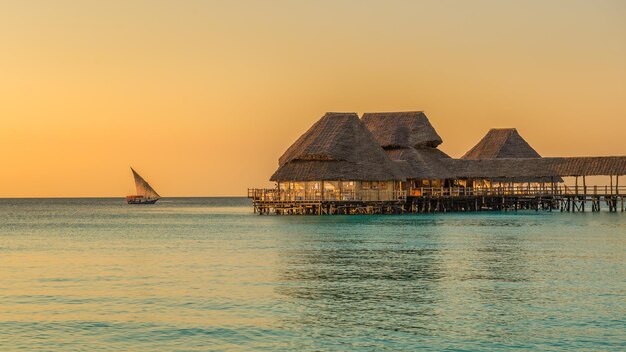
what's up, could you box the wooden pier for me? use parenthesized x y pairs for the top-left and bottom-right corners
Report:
(249, 186), (625, 215)
(249, 111), (626, 216)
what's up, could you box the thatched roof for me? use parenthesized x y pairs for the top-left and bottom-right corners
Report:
(462, 128), (541, 159)
(362, 111), (443, 148)
(442, 156), (626, 178)
(271, 113), (404, 181)
(385, 147), (454, 179)
(548, 157), (626, 176)
(360, 111), (451, 179)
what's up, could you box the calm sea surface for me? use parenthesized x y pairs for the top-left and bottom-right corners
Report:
(0, 197), (624, 351)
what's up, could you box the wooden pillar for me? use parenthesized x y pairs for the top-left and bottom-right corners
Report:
(339, 181), (343, 201)
(610, 175), (613, 195)
(575, 176), (578, 195)
(321, 180), (325, 201)
(617, 175), (620, 195)
(583, 175), (587, 195)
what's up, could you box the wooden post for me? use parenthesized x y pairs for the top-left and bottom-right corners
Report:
(610, 175), (613, 195)
(616, 175), (619, 195)
(583, 175), (586, 195)
(339, 181), (343, 201)
(575, 176), (578, 195)
(321, 180), (325, 201)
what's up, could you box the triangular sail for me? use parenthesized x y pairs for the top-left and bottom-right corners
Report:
(131, 167), (161, 198)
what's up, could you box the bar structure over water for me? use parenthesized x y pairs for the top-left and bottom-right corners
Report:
(249, 112), (626, 215)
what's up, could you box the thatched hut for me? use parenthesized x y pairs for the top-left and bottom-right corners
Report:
(250, 110), (626, 215)
(462, 128), (541, 159)
(461, 128), (560, 187)
(270, 112), (404, 201)
(362, 111), (453, 194)
(443, 156), (625, 194)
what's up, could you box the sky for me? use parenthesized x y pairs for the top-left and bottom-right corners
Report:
(0, 0), (625, 197)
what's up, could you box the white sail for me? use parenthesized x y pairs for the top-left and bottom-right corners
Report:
(131, 167), (161, 198)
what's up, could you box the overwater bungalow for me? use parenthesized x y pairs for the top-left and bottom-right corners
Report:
(261, 113), (405, 213)
(458, 128), (562, 191)
(249, 111), (626, 214)
(361, 111), (454, 196)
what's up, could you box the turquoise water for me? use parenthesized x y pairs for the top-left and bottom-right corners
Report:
(0, 198), (624, 351)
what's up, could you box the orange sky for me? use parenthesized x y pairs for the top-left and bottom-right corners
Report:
(1, 0), (625, 197)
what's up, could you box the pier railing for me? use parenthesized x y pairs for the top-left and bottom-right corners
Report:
(248, 185), (625, 202)
(247, 188), (407, 202)
(408, 185), (626, 197)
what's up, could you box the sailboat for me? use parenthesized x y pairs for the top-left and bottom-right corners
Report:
(126, 167), (161, 204)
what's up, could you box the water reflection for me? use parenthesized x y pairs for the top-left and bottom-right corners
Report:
(275, 233), (444, 343)
(1, 200), (623, 351)
(273, 215), (547, 348)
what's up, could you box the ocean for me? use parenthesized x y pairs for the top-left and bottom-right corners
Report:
(0, 197), (624, 351)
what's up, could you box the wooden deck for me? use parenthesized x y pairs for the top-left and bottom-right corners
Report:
(248, 186), (625, 215)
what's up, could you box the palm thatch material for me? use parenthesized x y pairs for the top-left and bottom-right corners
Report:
(385, 147), (454, 179)
(361, 111), (451, 179)
(548, 157), (626, 176)
(271, 113), (404, 181)
(462, 128), (541, 159)
(362, 111), (443, 148)
(442, 156), (626, 178)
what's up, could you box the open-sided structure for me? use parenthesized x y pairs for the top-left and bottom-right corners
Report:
(362, 111), (453, 194)
(269, 112), (404, 202)
(249, 111), (626, 214)
(460, 128), (561, 185)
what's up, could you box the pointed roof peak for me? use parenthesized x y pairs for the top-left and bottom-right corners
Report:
(271, 112), (402, 181)
(362, 111), (443, 148)
(462, 128), (541, 160)
(277, 112), (360, 166)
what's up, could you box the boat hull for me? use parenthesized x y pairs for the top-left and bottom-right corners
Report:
(126, 196), (159, 205)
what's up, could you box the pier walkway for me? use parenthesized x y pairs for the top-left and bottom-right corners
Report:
(248, 185), (626, 215)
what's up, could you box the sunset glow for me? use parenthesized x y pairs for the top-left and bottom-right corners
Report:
(1, 0), (624, 197)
